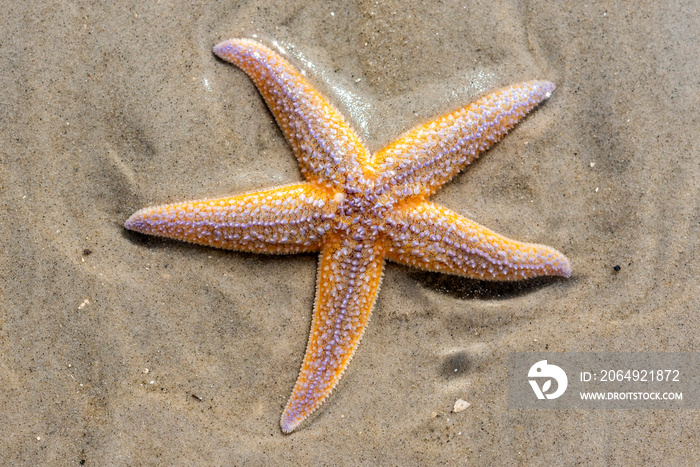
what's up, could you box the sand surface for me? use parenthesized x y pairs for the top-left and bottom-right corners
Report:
(1, 0), (698, 464)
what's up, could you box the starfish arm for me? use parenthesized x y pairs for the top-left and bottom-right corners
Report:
(213, 39), (369, 189)
(124, 183), (337, 254)
(373, 81), (555, 200)
(281, 234), (385, 433)
(385, 201), (571, 280)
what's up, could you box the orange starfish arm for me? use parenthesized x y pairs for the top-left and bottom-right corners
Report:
(372, 81), (555, 201)
(214, 39), (370, 190)
(280, 234), (385, 433)
(125, 183), (336, 254)
(385, 201), (571, 280)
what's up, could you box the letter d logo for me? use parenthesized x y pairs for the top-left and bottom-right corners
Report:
(528, 360), (568, 400)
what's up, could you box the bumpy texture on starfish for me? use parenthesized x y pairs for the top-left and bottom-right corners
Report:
(125, 38), (571, 433)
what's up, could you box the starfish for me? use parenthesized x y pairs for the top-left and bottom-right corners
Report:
(125, 38), (571, 433)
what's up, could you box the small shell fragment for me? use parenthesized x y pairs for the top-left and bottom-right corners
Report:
(453, 399), (471, 413)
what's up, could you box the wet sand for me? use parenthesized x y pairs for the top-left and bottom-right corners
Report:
(1, 1), (698, 464)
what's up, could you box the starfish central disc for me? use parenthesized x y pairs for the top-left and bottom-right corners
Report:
(125, 38), (571, 433)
